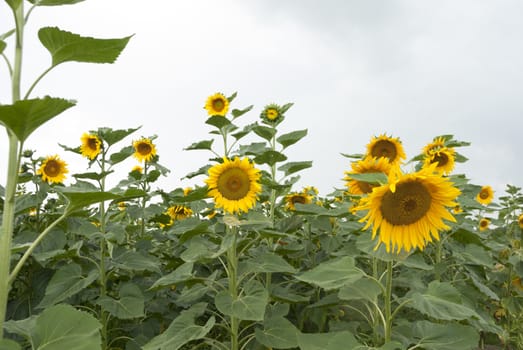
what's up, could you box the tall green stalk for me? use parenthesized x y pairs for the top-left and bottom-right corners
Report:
(0, 2), (25, 338)
(384, 261), (393, 343)
(226, 226), (239, 350)
(98, 150), (110, 350)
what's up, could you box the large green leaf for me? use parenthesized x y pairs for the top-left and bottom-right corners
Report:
(112, 250), (161, 273)
(0, 97), (75, 142)
(296, 256), (364, 290)
(0, 339), (21, 350)
(243, 252), (297, 274)
(338, 276), (382, 302)
(408, 281), (480, 321)
(396, 320), (479, 350)
(297, 331), (361, 350)
(96, 283), (144, 319)
(98, 126), (140, 146)
(252, 124), (276, 141)
(38, 27), (131, 66)
(215, 280), (268, 321)
(28, 0), (85, 5)
(149, 262), (195, 289)
(142, 303), (215, 350)
(184, 139), (214, 151)
(345, 172), (388, 184)
(278, 161), (313, 177)
(31, 304), (101, 350)
(38, 263), (99, 308)
(277, 129), (307, 149)
(254, 150), (287, 166)
(56, 187), (120, 213)
(255, 315), (299, 349)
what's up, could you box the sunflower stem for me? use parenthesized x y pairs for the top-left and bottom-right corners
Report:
(384, 260), (393, 344)
(98, 148), (110, 350)
(435, 239), (442, 281)
(371, 257), (381, 345)
(266, 127), (278, 290)
(226, 225), (240, 350)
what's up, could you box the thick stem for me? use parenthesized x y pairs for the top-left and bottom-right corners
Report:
(384, 261), (393, 343)
(226, 226), (239, 350)
(98, 151), (109, 350)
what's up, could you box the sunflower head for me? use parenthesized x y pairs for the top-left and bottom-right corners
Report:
(423, 147), (456, 175)
(285, 190), (313, 211)
(365, 134), (406, 165)
(37, 155), (69, 184)
(452, 204), (463, 214)
(205, 157), (262, 214)
(80, 133), (102, 160)
(355, 164), (460, 253)
(205, 93), (229, 116)
(260, 103), (284, 125)
(479, 218), (490, 231)
(476, 185), (494, 205)
(133, 138), (157, 163)
(422, 136), (447, 156)
(131, 165), (143, 173)
(166, 205), (193, 221)
(344, 156), (392, 195)
(518, 214), (523, 229)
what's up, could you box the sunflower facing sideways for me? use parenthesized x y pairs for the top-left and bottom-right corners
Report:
(479, 218), (490, 232)
(476, 185), (494, 205)
(422, 136), (446, 156)
(204, 92), (229, 117)
(80, 133), (101, 160)
(133, 138), (157, 162)
(344, 156), (392, 195)
(285, 189), (313, 211)
(205, 157), (262, 214)
(37, 155), (69, 184)
(365, 134), (406, 166)
(423, 147), (456, 175)
(355, 163), (461, 253)
(518, 213), (523, 229)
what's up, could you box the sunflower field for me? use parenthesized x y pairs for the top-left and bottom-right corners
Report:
(1, 2), (523, 350)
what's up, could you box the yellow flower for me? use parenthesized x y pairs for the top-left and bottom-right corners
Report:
(166, 205), (193, 221)
(422, 136), (446, 155)
(519, 214), (523, 229)
(355, 163), (460, 253)
(285, 191), (313, 211)
(133, 138), (157, 162)
(131, 165), (143, 173)
(117, 202), (127, 211)
(452, 205), (463, 214)
(479, 218), (490, 231)
(260, 104), (283, 124)
(29, 208), (38, 216)
(80, 133), (101, 160)
(476, 185), (494, 205)
(344, 157), (391, 195)
(366, 134), (406, 165)
(37, 155), (68, 184)
(205, 93), (229, 116)
(205, 157), (262, 214)
(423, 147), (456, 175)
(183, 187), (193, 196)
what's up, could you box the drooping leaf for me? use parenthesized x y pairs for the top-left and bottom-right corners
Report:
(205, 115), (230, 129)
(396, 320), (479, 350)
(38, 263), (99, 308)
(38, 27), (132, 66)
(109, 145), (134, 165)
(149, 262), (195, 290)
(56, 187), (120, 213)
(30, 304), (101, 350)
(338, 276), (382, 302)
(255, 315), (299, 349)
(142, 303), (215, 350)
(0, 97), (75, 142)
(296, 256), (364, 290)
(28, 0), (85, 5)
(297, 331), (361, 350)
(184, 139), (214, 151)
(96, 283), (145, 319)
(254, 150), (287, 166)
(277, 129), (307, 149)
(231, 104), (253, 118)
(278, 161), (313, 177)
(215, 280), (268, 321)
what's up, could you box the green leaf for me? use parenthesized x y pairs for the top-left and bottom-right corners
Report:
(28, 0), (85, 5)
(0, 97), (75, 142)
(31, 304), (101, 350)
(231, 105), (253, 118)
(297, 331), (361, 350)
(38, 263), (99, 308)
(3, 316), (36, 340)
(345, 172), (388, 184)
(205, 115), (230, 129)
(397, 320), (479, 350)
(215, 280), (268, 321)
(243, 252), (297, 274)
(149, 262), (194, 289)
(56, 187), (120, 213)
(296, 256), (364, 290)
(338, 276), (382, 302)
(0, 339), (21, 350)
(184, 139), (214, 151)
(112, 250), (161, 273)
(408, 281), (480, 321)
(142, 303), (215, 350)
(96, 283), (144, 319)
(255, 315), (299, 348)
(0, 40), (6, 55)
(109, 145), (133, 165)
(254, 150), (287, 166)
(252, 124), (276, 141)
(238, 142), (269, 156)
(277, 129), (307, 149)
(38, 27), (132, 66)
(98, 126), (140, 146)
(278, 161), (313, 177)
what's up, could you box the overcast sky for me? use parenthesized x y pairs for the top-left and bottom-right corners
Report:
(1, 0), (522, 197)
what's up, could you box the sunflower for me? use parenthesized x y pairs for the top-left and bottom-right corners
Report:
(285, 191), (313, 211)
(476, 185), (494, 205)
(260, 103), (283, 124)
(365, 134), (406, 165)
(166, 205), (193, 221)
(131, 165), (143, 173)
(37, 155), (69, 184)
(518, 213), (523, 229)
(452, 205), (463, 214)
(344, 156), (392, 195)
(479, 218), (490, 231)
(422, 136), (446, 155)
(80, 133), (102, 160)
(423, 147), (456, 175)
(133, 138), (157, 162)
(205, 157), (262, 214)
(355, 163), (460, 253)
(183, 187), (193, 196)
(205, 93), (229, 116)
